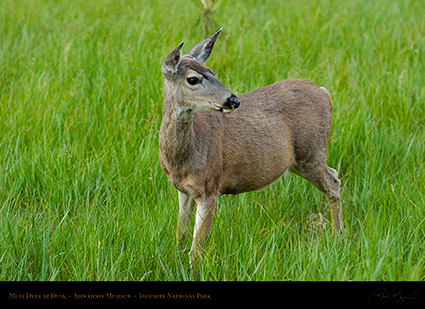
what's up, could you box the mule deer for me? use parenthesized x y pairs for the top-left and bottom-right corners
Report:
(159, 29), (342, 264)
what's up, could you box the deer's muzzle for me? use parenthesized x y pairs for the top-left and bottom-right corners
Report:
(222, 95), (240, 113)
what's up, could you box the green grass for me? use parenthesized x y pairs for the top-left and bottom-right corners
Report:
(0, 0), (424, 281)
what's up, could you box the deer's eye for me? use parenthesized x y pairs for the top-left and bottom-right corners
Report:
(187, 77), (200, 85)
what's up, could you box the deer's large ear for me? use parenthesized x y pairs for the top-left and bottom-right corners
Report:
(161, 41), (184, 78)
(185, 28), (222, 63)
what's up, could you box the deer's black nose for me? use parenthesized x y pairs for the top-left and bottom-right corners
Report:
(223, 95), (240, 110)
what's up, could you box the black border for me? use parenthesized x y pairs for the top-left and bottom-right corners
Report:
(2, 281), (425, 305)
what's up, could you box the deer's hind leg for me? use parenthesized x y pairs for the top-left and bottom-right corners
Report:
(290, 160), (343, 233)
(322, 166), (343, 232)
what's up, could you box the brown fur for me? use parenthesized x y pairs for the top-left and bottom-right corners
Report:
(159, 30), (342, 264)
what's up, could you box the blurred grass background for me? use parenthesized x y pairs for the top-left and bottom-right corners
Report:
(0, 0), (424, 280)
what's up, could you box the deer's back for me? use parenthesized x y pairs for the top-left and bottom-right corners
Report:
(216, 79), (333, 194)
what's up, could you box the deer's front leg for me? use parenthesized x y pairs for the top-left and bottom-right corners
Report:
(190, 196), (216, 265)
(177, 191), (195, 248)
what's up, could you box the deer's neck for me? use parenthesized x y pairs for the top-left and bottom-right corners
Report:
(159, 91), (196, 170)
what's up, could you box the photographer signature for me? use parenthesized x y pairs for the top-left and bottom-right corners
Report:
(369, 288), (420, 303)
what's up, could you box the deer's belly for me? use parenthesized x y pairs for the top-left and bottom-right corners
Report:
(219, 160), (291, 195)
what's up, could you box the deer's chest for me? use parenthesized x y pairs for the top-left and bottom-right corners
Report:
(159, 156), (201, 199)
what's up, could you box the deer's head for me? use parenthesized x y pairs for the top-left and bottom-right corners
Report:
(161, 29), (240, 113)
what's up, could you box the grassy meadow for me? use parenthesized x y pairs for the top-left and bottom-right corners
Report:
(0, 0), (424, 281)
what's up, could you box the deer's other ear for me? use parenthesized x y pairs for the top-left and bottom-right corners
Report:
(161, 41), (184, 78)
(185, 28), (222, 63)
